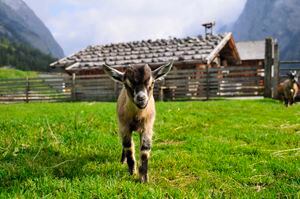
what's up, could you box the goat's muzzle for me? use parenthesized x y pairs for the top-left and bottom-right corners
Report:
(134, 92), (148, 109)
(135, 99), (148, 109)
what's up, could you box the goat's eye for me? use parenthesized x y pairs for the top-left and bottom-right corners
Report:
(125, 79), (133, 88)
(148, 81), (154, 89)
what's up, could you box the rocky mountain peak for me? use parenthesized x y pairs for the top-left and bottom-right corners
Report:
(1, 0), (25, 11)
(224, 0), (300, 60)
(0, 0), (64, 58)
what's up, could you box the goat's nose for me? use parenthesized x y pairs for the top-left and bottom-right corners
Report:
(137, 94), (146, 101)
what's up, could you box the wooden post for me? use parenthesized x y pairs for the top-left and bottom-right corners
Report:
(159, 87), (164, 101)
(158, 80), (165, 101)
(114, 82), (119, 101)
(206, 65), (210, 100)
(264, 38), (273, 98)
(272, 41), (280, 99)
(25, 76), (29, 103)
(71, 73), (76, 101)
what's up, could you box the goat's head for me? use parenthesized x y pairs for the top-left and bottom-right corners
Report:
(103, 61), (173, 109)
(287, 71), (299, 83)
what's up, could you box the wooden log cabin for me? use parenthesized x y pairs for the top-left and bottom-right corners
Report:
(50, 32), (245, 101)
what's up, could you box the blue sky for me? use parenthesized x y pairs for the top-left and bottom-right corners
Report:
(23, 0), (247, 56)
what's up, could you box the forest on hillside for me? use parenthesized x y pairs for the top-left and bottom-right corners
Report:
(0, 38), (55, 71)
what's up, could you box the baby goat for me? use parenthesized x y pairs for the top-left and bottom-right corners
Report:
(103, 62), (173, 182)
(277, 71), (299, 106)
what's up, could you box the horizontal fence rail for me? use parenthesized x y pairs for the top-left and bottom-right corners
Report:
(0, 65), (266, 103)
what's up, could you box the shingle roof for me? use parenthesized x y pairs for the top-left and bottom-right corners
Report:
(51, 33), (233, 71)
(236, 40), (265, 60)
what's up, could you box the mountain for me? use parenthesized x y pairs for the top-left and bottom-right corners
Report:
(224, 0), (300, 60)
(0, 0), (64, 58)
(0, 37), (55, 71)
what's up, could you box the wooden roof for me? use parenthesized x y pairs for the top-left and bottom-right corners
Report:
(50, 32), (240, 71)
(236, 40), (265, 60)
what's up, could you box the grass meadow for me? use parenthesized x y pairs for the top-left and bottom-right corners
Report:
(0, 100), (299, 198)
(0, 68), (37, 79)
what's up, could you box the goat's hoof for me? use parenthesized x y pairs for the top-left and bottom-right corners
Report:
(139, 174), (148, 183)
(129, 168), (137, 176)
(121, 158), (127, 164)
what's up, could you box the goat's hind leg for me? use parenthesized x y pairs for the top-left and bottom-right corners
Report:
(121, 148), (126, 164)
(121, 132), (136, 175)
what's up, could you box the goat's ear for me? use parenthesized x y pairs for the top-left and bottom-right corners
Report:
(103, 64), (124, 83)
(152, 60), (173, 81)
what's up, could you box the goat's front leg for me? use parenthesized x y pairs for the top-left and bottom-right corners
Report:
(139, 130), (153, 183)
(121, 148), (126, 164)
(121, 130), (136, 175)
(284, 98), (289, 107)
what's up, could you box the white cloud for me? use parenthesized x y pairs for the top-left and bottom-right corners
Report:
(23, 0), (246, 55)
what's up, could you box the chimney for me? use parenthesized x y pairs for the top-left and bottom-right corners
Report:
(202, 21), (215, 37)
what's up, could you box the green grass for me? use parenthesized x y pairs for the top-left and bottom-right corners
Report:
(0, 68), (37, 79)
(0, 100), (299, 198)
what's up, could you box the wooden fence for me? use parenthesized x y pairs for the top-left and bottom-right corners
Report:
(156, 65), (264, 100)
(279, 61), (300, 78)
(0, 76), (71, 103)
(0, 65), (265, 103)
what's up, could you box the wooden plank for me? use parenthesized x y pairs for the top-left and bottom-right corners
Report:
(27, 95), (71, 99)
(72, 73), (76, 101)
(74, 74), (110, 79)
(24, 98), (70, 102)
(280, 68), (300, 71)
(206, 77), (263, 83)
(264, 38), (273, 98)
(0, 81), (28, 87)
(280, 61), (300, 64)
(75, 90), (115, 95)
(208, 66), (261, 72)
(75, 84), (114, 89)
(272, 42), (280, 98)
(28, 90), (69, 94)
(75, 91), (116, 96)
(0, 95), (26, 98)
(76, 80), (112, 85)
(168, 68), (207, 74)
(165, 71), (260, 81)
(0, 77), (28, 82)
(217, 88), (264, 93)
(75, 82), (115, 87)
(209, 71), (262, 78)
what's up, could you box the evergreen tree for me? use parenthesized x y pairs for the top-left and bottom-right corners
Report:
(0, 37), (56, 71)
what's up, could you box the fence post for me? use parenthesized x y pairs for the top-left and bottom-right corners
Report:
(159, 87), (164, 101)
(272, 41), (280, 99)
(264, 38), (273, 98)
(158, 80), (165, 101)
(206, 65), (210, 100)
(71, 73), (76, 101)
(25, 76), (29, 103)
(114, 82), (118, 100)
